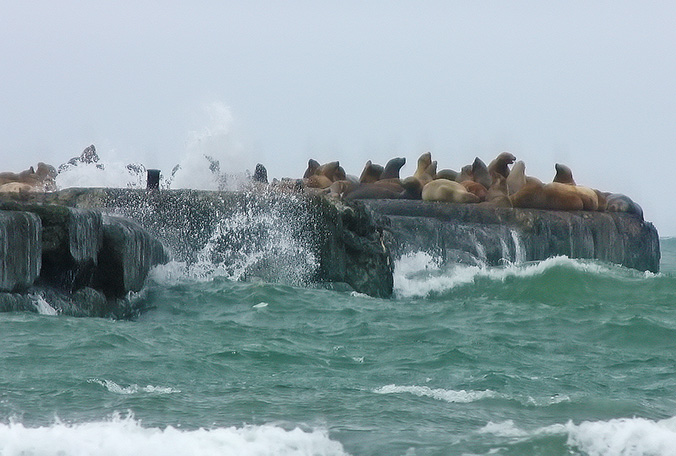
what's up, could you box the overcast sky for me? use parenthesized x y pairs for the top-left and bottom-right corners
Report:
(2, 1), (675, 235)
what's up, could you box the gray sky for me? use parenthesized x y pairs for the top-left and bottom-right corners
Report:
(2, 1), (675, 236)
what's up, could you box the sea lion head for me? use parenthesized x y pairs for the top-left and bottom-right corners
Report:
(553, 163), (576, 185)
(381, 157), (406, 179)
(359, 160), (384, 183)
(303, 159), (320, 179)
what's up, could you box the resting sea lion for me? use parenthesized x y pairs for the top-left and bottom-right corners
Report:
(435, 169), (458, 181)
(511, 181), (586, 211)
(480, 173), (512, 208)
(461, 181), (488, 201)
(316, 161), (341, 181)
(550, 164), (598, 210)
(422, 179), (480, 203)
(488, 152), (516, 178)
(606, 193), (643, 218)
(506, 160), (527, 195)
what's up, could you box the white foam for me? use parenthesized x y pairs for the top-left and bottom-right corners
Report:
(30, 295), (59, 316)
(56, 160), (147, 190)
(88, 379), (181, 395)
(0, 414), (348, 456)
(477, 420), (530, 438)
(393, 252), (622, 298)
(566, 416), (676, 456)
(374, 384), (498, 403)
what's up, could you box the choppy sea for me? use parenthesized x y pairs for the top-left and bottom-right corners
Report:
(2, 217), (676, 455)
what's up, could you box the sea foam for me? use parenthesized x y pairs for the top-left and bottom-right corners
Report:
(0, 415), (348, 456)
(374, 384), (498, 403)
(393, 251), (632, 299)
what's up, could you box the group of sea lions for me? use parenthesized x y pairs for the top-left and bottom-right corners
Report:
(295, 151), (643, 217)
(0, 162), (57, 193)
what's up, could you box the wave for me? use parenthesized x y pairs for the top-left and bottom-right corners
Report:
(374, 384), (498, 403)
(87, 379), (181, 395)
(566, 416), (676, 456)
(477, 416), (676, 456)
(393, 251), (658, 299)
(0, 414), (348, 456)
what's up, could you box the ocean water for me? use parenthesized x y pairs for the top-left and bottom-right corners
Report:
(2, 227), (676, 455)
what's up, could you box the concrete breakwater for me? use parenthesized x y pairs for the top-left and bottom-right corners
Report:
(0, 188), (660, 317)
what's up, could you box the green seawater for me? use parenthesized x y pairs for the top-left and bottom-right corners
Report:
(1, 239), (676, 455)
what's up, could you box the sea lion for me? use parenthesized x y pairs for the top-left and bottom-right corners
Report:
(455, 164), (473, 184)
(0, 182), (36, 193)
(400, 176), (423, 200)
(345, 182), (403, 200)
(594, 189), (608, 212)
(422, 179), (480, 203)
(471, 157), (492, 190)
(553, 163), (576, 185)
(381, 157), (406, 179)
(304, 174), (333, 189)
(334, 166), (347, 182)
(461, 181), (488, 201)
(606, 193), (643, 218)
(506, 160), (527, 195)
(511, 180), (585, 211)
(359, 160), (384, 183)
(303, 159), (320, 179)
(316, 161), (341, 181)
(413, 152), (432, 180)
(435, 169), (458, 181)
(550, 164), (598, 210)
(480, 173), (512, 208)
(488, 152), (516, 178)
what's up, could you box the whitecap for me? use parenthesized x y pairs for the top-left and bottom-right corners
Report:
(88, 379), (181, 395)
(566, 416), (676, 456)
(374, 384), (498, 403)
(393, 251), (634, 299)
(0, 413), (348, 456)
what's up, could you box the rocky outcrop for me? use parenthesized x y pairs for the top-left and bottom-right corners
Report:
(0, 210), (41, 291)
(0, 200), (169, 318)
(0, 189), (660, 306)
(363, 199), (660, 273)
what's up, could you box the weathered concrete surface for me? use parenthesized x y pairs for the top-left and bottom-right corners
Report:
(362, 199), (660, 273)
(0, 210), (41, 291)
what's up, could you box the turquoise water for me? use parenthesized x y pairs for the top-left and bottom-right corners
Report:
(1, 239), (676, 455)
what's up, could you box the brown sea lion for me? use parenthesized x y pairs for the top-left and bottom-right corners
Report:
(461, 181), (488, 201)
(480, 172), (512, 208)
(488, 152), (516, 178)
(303, 159), (320, 179)
(316, 161), (341, 181)
(400, 176), (423, 200)
(422, 179), (480, 203)
(359, 160), (384, 183)
(345, 182), (403, 200)
(381, 157), (406, 179)
(506, 160), (526, 195)
(511, 180), (585, 211)
(551, 164), (598, 210)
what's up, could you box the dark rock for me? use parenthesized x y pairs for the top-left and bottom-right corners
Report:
(0, 210), (41, 291)
(95, 215), (170, 298)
